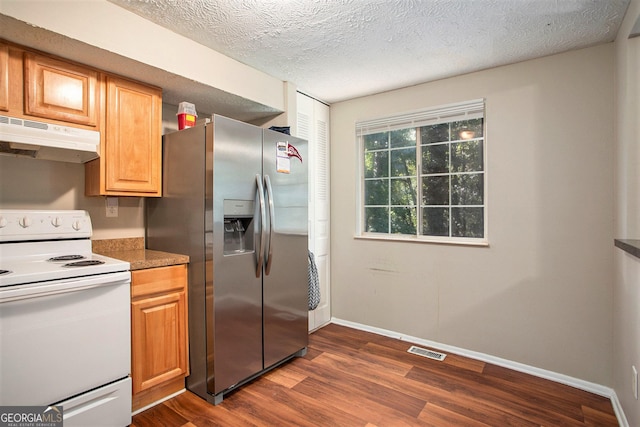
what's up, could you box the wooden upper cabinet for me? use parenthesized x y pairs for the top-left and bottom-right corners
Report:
(85, 75), (162, 197)
(1, 41), (163, 197)
(23, 52), (99, 126)
(0, 43), (8, 112)
(105, 75), (162, 195)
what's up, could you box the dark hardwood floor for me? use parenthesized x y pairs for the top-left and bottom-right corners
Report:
(131, 323), (618, 426)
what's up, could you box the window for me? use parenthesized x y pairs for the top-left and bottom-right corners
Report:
(356, 99), (486, 245)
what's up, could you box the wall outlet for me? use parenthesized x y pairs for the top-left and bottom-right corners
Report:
(106, 197), (118, 218)
(633, 366), (638, 400)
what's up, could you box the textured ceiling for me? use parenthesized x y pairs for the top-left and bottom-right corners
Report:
(108, 0), (630, 104)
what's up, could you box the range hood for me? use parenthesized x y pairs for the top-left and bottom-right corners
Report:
(0, 115), (99, 163)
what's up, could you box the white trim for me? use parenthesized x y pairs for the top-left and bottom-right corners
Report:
(330, 317), (627, 426)
(131, 388), (186, 416)
(610, 390), (630, 427)
(356, 100), (487, 241)
(354, 234), (489, 247)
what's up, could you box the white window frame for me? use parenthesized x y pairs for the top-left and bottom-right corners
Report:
(355, 99), (488, 246)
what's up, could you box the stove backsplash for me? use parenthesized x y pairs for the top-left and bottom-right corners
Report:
(0, 156), (144, 240)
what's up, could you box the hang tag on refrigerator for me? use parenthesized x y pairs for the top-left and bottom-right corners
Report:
(276, 141), (291, 173)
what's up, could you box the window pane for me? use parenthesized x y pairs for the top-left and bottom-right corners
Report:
(422, 175), (449, 205)
(390, 178), (416, 205)
(365, 179), (389, 205)
(390, 207), (416, 234)
(422, 207), (449, 236)
(451, 118), (483, 140)
(391, 147), (416, 177)
(422, 144), (449, 174)
(452, 207), (484, 237)
(451, 140), (483, 172)
(365, 207), (389, 233)
(420, 123), (449, 144)
(451, 173), (483, 205)
(390, 128), (416, 148)
(364, 151), (389, 178)
(358, 101), (485, 241)
(364, 132), (388, 150)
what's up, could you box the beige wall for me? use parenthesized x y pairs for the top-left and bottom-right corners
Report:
(0, 156), (144, 240)
(330, 44), (615, 385)
(614, 0), (640, 424)
(0, 0), (629, 404)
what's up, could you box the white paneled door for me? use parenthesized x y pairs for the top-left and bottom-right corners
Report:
(297, 92), (331, 331)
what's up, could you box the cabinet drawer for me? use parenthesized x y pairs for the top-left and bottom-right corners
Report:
(131, 264), (187, 299)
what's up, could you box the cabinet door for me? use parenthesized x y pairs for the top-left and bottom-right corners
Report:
(0, 43), (8, 112)
(23, 52), (99, 126)
(131, 289), (187, 394)
(105, 75), (162, 195)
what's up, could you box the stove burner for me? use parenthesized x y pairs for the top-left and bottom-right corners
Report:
(63, 260), (105, 267)
(0, 269), (12, 276)
(48, 255), (86, 262)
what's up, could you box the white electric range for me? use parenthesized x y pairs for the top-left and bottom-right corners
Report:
(0, 209), (132, 426)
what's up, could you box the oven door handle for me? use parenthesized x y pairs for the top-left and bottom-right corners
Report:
(0, 271), (131, 304)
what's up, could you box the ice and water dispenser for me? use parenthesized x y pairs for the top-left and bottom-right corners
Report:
(223, 199), (254, 255)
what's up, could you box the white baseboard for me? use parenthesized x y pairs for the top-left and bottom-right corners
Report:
(610, 390), (630, 427)
(330, 317), (628, 427)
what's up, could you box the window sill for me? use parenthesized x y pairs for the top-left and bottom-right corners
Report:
(354, 234), (489, 247)
(615, 239), (640, 260)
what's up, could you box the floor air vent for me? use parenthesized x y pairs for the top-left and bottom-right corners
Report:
(407, 345), (447, 361)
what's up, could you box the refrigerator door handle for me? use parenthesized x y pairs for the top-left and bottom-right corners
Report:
(264, 174), (275, 275)
(256, 174), (267, 278)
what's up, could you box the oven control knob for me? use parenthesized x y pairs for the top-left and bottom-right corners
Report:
(19, 216), (32, 228)
(51, 217), (62, 227)
(72, 220), (83, 231)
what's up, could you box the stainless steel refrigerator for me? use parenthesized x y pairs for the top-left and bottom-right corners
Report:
(146, 114), (308, 405)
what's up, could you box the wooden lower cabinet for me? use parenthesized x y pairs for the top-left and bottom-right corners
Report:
(131, 264), (188, 411)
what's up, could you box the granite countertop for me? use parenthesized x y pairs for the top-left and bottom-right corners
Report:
(615, 239), (640, 260)
(92, 237), (189, 271)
